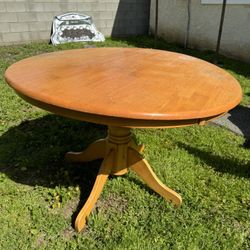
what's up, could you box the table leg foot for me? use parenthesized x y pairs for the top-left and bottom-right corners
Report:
(75, 149), (114, 232)
(65, 139), (106, 162)
(128, 148), (182, 207)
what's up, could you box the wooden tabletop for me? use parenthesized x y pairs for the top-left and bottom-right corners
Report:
(5, 48), (242, 127)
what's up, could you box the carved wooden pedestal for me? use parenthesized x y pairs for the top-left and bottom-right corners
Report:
(66, 126), (182, 232)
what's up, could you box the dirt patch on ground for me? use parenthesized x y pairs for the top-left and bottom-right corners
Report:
(63, 227), (76, 240)
(95, 192), (128, 215)
(62, 198), (79, 219)
(36, 232), (47, 248)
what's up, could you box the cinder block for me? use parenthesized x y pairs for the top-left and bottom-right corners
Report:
(0, 0), (150, 45)
(94, 19), (107, 28)
(0, 2), (6, 13)
(89, 12), (100, 20)
(17, 12), (37, 22)
(29, 31), (40, 41)
(0, 23), (10, 32)
(10, 22), (29, 32)
(0, 13), (18, 23)
(26, 3), (44, 12)
(106, 3), (119, 12)
(39, 30), (50, 40)
(44, 3), (62, 12)
(68, 0), (96, 2)
(6, 2), (26, 12)
(60, 3), (78, 13)
(33, 0), (61, 2)
(76, 3), (92, 12)
(2, 32), (21, 42)
(106, 19), (115, 28)
(100, 11), (113, 19)
(21, 32), (31, 41)
(44, 21), (52, 30)
(91, 3), (106, 12)
(28, 22), (47, 32)
(99, 27), (112, 36)
(100, 0), (119, 3)
(36, 12), (56, 22)
(29, 30), (50, 41)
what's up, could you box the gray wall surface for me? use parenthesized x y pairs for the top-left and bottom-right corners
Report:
(0, 0), (150, 45)
(150, 0), (250, 63)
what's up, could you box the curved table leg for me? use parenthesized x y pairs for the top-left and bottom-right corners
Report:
(65, 126), (182, 232)
(75, 149), (114, 232)
(65, 139), (106, 162)
(128, 148), (182, 207)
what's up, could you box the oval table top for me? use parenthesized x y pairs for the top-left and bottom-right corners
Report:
(5, 48), (242, 127)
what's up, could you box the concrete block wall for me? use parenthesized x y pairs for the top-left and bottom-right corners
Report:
(0, 0), (150, 45)
(150, 0), (250, 63)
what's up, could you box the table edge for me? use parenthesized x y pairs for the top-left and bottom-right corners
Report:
(16, 91), (226, 128)
(4, 47), (242, 122)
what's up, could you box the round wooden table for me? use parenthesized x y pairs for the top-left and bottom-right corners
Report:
(5, 48), (242, 232)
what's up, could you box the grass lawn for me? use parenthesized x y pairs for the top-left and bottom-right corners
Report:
(0, 36), (249, 249)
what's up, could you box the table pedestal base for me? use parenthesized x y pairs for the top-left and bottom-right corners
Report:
(65, 126), (182, 232)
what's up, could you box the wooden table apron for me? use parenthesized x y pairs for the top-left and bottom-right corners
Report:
(5, 48), (242, 232)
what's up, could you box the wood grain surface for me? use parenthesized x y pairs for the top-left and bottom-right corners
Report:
(5, 48), (242, 127)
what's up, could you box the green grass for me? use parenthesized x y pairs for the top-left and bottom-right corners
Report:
(0, 36), (250, 249)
